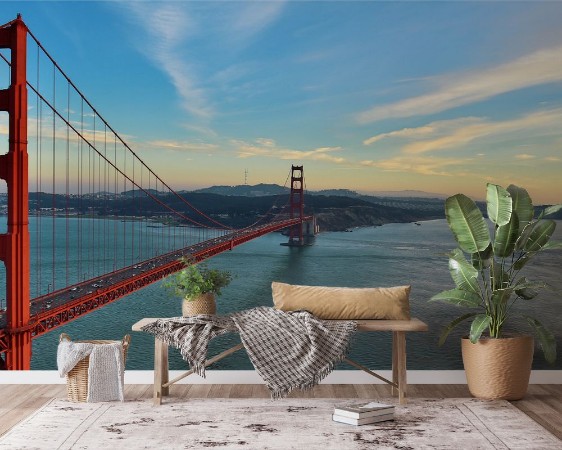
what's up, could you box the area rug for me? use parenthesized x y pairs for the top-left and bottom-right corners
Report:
(0, 398), (559, 449)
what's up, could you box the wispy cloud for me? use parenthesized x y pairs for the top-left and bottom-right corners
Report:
(360, 155), (470, 176)
(229, 2), (286, 42)
(515, 154), (536, 160)
(255, 138), (276, 147)
(360, 108), (562, 178)
(363, 125), (438, 146)
(147, 140), (219, 153)
(121, 3), (212, 120)
(20, 114), (136, 149)
(294, 49), (335, 64)
(364, 108), (562, 154)
(117, 2), (286, 124)
(357, 45), (562, 123)
(233, 138), (346, 164)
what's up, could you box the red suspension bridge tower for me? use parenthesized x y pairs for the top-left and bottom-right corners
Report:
(0, 15), (31, 370)
(288, 165), (304, 245)
(284, 165), (315, 247)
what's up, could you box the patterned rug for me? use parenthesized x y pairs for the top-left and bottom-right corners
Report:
(0, 397), (559, 449)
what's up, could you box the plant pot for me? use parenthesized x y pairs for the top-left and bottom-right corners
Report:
(182, 293), (216, 316)
(461, 335), (533, 401)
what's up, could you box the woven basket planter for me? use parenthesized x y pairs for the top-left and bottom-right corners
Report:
(60, 333), (131, 402)
(182, 293), (216, 316)
(462, 335), (534, 401)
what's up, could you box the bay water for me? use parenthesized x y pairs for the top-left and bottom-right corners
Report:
(4, 218), (560, 371)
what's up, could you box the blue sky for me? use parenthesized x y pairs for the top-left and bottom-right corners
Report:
(2, 1), (562, 203)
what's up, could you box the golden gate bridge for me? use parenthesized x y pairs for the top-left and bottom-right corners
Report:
(0, 15), (314, 370)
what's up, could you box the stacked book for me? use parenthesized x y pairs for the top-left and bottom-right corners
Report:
(332, 401), (395, 426)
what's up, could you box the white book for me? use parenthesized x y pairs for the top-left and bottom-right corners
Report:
(333, 407), (395, 419)
(332, 413), (394, 426)
(334, 401), (394, 419)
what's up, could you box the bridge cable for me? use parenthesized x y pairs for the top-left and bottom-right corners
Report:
(0, 44), (231, 233)
(51, 63), (56, 294)
(236, 168), (292, 231)
(0, 58), (223, 232)
(65, 80), (70, 287)
(22, 28), (233, 231)
(34, 44), (42, 298)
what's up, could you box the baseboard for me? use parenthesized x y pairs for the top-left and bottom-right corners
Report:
(1, 370), (561, 384)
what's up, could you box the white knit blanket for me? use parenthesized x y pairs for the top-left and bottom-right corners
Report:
(57, 340), (124, 402)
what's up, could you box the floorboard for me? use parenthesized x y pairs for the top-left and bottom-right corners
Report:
(0, 384), (560, 441)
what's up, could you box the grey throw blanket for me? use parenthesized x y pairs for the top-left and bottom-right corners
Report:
(141, 306), (356, 399)
(57, 340), (125, 402)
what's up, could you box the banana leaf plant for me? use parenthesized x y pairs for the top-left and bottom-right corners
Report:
(430, 184), (562, 364)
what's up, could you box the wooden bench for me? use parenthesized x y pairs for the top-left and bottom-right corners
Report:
(132, 317), (428, 406)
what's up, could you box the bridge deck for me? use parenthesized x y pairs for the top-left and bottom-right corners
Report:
(0, 217), (311, 352)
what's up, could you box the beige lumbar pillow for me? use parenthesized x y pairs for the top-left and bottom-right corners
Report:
(271, 282), (411, 320)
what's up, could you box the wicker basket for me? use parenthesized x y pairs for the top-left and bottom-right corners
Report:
(60, 333), (131, 402)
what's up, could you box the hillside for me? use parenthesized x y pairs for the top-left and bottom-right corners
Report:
(16, 186), (560, 232)
(25, 189), (444, 231)
(306, 195), (442, 231)
(192, 184), (288, 197)
(191, 184), (447, 227)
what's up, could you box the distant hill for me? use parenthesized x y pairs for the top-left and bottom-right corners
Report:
(192, 184), (288, 197)
(22, 184), (558, 231)
(360, 189), (447, 199)
(182, 184), (447, 225)
(121, 188), (164, 198)
(192, 184), (446, 200)
(314, 189), (360, 198)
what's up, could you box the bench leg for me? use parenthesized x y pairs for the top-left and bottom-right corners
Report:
(392, 333), (398, 396)
(154, 338), (169, 406)
(392, 331), (407, 404)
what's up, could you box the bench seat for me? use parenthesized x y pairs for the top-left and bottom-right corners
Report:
(132, 317), (428, 405)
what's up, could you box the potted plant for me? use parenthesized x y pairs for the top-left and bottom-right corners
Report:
(431, 183), (561, 400)
(164, 258), (232, 316)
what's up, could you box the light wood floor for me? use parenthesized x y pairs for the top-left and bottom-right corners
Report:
(1, 384), (561, 441)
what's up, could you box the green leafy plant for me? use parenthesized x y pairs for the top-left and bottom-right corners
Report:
(430, 183), (562, 364)
(163, 258), (232, 300)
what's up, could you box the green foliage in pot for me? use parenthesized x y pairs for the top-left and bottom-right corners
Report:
(430, 183), (562, 364)
(163, 258), (232, 300)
